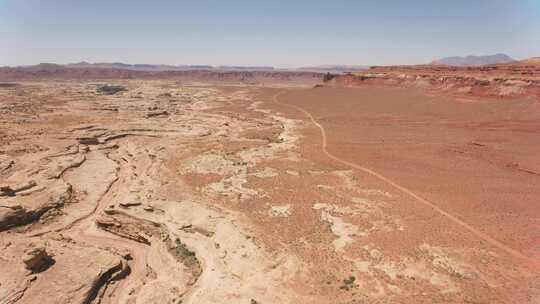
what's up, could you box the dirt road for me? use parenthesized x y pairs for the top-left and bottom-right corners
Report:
(274, 90), (540, 270)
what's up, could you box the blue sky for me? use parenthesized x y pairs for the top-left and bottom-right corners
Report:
(1, 0), (539, 67)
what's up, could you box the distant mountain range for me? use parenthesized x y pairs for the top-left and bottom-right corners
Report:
(2, 62), (367, 74)
(431, 53), (515, 66)
(295, 65), (368, 73)
(65, 62), (214, 71)
(0, 63), (326, 82)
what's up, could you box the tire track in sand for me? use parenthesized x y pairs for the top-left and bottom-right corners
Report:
(273, 90), (540, 271)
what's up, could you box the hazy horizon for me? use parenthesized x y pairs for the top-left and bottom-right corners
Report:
(2, 0), (539, 67)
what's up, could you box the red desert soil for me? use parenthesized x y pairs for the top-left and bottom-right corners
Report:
(277, 87), (540, 260)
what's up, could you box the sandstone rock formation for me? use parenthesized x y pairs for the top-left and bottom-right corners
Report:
(324, 63), (540, 100)
(21, 243), (51, 272)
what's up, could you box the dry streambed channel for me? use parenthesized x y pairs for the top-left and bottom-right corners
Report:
(0, 82), (302, 304)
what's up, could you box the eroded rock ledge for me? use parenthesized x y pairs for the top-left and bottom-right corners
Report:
(325, 64), (540, 99)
